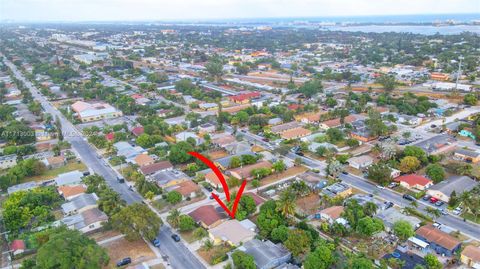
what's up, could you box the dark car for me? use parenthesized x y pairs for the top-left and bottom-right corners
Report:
(435, 201), (445, 207)
(342, 171), (349, 175)
(117, 177), (125, 183)
(402, 194), (415, 201)
(422, 195), (431, 201)
(384, 201), (394, 209)
(116, 257), (132, 267)
(205, 185), (213, 192)
(171, 234), (181, 242)
(152, 238), (160, 247)
(296, 152), (304, 156)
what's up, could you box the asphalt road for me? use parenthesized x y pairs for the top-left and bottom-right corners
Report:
(157, 226), (206, 269)
(4, 60), (143, 204)
(339, 173), (480, 240)
(4, 58), (206, 269)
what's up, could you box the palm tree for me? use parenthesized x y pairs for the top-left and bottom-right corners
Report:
(276, 188), (296, 218)
(202, 239), (214, 251)
(410, 200), (418, 208)
(167, 209), (181, 228)
(425, 207), (441, 219)
(364, 202), (378, 217)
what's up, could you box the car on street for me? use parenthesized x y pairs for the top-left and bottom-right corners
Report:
(388, 182), (398, 188)
(152, 238), (160, 247)
(342, 171), (348, 175)
(205, 185), (213, 192)
(430, 197), (439, 204)
(117, 177), (125, 183)
(402, 194), (415, 201)
(422, 195), (431, 201)
(376, 185), (385, 189)
(433, 222), (442, 228)
(384, 201), (394, 209)
(435, 201), (445, 207)
(116, 257), (132, 267)
(171, 234), (181, 242)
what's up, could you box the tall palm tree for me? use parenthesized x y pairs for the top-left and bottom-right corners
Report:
(276, 188), (296, 218)
(167, 209), (181, 228)
(364, 202), (378, 217)
(425, 207), (441, 219)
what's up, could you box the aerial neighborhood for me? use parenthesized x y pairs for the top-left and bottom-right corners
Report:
(0, 14), (479, 269)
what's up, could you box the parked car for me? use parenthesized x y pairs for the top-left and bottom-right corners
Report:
(342, 171), (349, 175)
(435, 201), (445, 207)
(422, 195), (431, 201)
(117, 177), (125, 183)
(171, 234), (181, 242)
(152, 238), (160, 247)
(384, 201), (394, 209)
(376, 185), (385, 190)
(116, 258), (132, 267)
(388, 182), (398, 188)
(430, 197), (439, 204)
(402, 194), (415, 201)
(205, 185), (213, 192)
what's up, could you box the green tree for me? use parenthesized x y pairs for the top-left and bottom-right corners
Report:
(424, 253), (442, 269)
(272, 160), (286, 173)
(350, 257), (374, 269)
(111, 203), (161, 241)
(166, 191), (182, 204)
(178, 215), (196, 231)
(425, 164), (445, 183)
(393, 220), (414, 240)
(167, 209), (181, 228)
(464, 93), (478, 105)
(367, 163), (393, 186)
(376, 74), (397, 93)
(205, 59), (224, 80)
(270, 225), (289, 243)
(231, 250), (255, 269)
(356, 217), (384, 236)
(298, 79), (323, 98)
(168, 141), (194, 164)
(276, 188), (296, 218)
(34, 227), (109, 269)
(284, 229), (311, 257)
(303, 244), (335, 269)
(399, 156), (421, 173)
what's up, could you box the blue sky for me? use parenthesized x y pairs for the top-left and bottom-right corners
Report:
(2, 0), (479, 22)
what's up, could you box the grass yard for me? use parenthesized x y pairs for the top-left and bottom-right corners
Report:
(102, 237), (156, 269)
(23, 161), (87, 182)
(197, 243), (232, 266)
(179, 227), (207, 243)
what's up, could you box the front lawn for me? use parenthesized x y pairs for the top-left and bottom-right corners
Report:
(197, 243), (232, 265)
(22, 161), (87, 182)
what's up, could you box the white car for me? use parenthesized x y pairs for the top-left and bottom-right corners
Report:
(376, 185), (385, 189)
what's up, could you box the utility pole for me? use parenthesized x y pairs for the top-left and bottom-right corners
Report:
(455, 56), (464, 91)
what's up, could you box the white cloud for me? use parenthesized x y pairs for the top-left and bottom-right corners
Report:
(1, 0), (479, 22)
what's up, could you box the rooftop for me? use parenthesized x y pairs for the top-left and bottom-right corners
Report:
(416, 224), (461, 251)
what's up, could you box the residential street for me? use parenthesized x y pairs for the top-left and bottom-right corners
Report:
(4, 58), (205, 269)
(339, 173), (480, 240)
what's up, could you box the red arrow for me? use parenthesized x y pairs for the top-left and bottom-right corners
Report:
(188, 151), (247, 219)
(188, 151), (231, 201)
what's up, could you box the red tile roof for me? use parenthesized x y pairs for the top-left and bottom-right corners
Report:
(173, 181), (200, 196)
(416, 224), (461, 251)
(11, 240), (25, 251)
(395, 174), (432, 187)
(188, 205), (224, 226)
(139, 161), (173, 175)
(229, 92), (260, 102)
(244, 192), (266, 206)
(105, 132), (115, 141)
(131, 126), (144, 137)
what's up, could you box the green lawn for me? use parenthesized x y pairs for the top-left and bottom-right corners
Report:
(23, 161), (87, 182)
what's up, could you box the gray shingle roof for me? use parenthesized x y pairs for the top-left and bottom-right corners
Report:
(429, 176), (478, 197)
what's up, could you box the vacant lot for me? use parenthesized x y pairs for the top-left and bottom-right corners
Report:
(23, 161), (87, 182)
(102, 237), (156, 269)
(257, 166), (308, 187)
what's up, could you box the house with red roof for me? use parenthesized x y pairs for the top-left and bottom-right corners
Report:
(229, 92), (261, 104)
(11, 240), (26, 256)
(131, 126), (144, 137)
(395, 174), (433, 190)
(188, 205), (225, 229)
(105, 132), (115, 141)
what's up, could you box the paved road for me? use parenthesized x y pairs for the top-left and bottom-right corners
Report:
(339, 173), (480, 240)
(4, 59), (143, 204)
(156, 226), (206, 269)
(4, 58), (206, 269)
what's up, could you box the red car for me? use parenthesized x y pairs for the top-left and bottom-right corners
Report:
(430, 197), (439, 203)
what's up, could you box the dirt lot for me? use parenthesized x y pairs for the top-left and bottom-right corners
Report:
(257, 166), (308, 187)
(207, 149), (229, 160)
(89, 230), (122, 243)
(102, 237), (156, 269)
